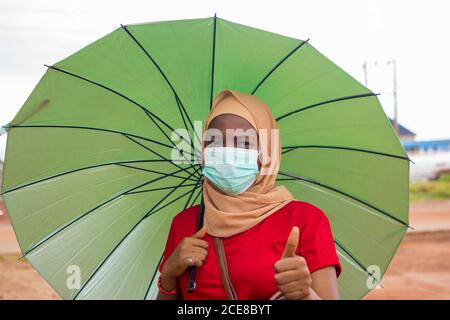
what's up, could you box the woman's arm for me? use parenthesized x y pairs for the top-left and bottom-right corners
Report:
(156, 225), (208, 300)
(157, 275), (180, 300)
(304, 266), (340, 300)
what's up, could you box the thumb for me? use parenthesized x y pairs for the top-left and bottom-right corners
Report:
(281, 226), (299, 259)
(191, 224), (207, 239)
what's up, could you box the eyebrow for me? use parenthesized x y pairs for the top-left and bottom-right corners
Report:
(232, 133), (254, 137)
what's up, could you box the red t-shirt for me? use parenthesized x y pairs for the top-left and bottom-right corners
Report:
(159, 200), (341, 300)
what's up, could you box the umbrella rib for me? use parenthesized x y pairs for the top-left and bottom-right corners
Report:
(209, 14), (217, 110)
(277, 171), (409, 227)
(8, 123), (177, 151)
(6, 124), (198, 178)
(174, 95), (189, 142)
(120, 25), (198, 137)
(333, 238), (380, 284)
(125, 182), (199, 195)
(276, 92), (378, 122)
(73, 168), (198, 300)
(1, 158), (177, 196)
(142, 181), (203, 299)
(282, 145), (411, 161)
(142, 108), (198, 162)
(251, 39), (310, 95)
(123, 134), (201, 179)
(173, 95), (200, 161)
(116, 163), (198, 183)
(143, 254), (164, 300)
(121, 174), (202, 299)
(20, 164), (199, 258)
(44, 65), (194, 158)
(143, 168), (201, 299)
(143, 183), (201, 221)
(183, 174), (203, 209)
(189, 186), (203, 208)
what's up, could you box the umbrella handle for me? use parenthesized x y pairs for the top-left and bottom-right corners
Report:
(187, 266), (197, 293)
(187, 196), (205, 294)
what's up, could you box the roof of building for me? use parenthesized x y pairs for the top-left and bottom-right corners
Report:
(389, 118), (416, 136)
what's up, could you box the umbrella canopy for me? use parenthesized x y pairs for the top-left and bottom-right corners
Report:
(0, 16), (410, 300)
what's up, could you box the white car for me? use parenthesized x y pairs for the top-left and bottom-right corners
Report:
(409, 152), (450, 181)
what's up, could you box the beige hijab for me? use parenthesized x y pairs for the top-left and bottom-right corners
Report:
(202, 89), (293, 238)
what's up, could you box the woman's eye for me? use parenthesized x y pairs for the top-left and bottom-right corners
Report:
(236, 141), (248, 149)
(209, 140), (222, 147)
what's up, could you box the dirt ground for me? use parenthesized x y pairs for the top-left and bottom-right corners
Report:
(364, 201), (450, 299)
(363, 230), (450, 300)
(0, 255), (60, 300)
(1, 200), (449, 300)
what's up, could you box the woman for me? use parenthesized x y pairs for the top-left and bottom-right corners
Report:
(157, 89), (341, 300)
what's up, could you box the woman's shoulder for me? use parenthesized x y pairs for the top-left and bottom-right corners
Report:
(282, 199), (329, 223)
(170, 204), (201, 229)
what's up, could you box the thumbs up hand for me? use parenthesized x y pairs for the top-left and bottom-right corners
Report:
(274, 226), (312, 300)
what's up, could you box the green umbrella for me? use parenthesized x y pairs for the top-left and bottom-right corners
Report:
(0, 15), (410, 300)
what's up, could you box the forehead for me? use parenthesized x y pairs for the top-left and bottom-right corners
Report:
(207, 113), (256, 130)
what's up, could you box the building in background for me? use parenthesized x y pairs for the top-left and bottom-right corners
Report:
(390, 118), (416, 142)
(403, 139), (450, 155)
(392, 121), (450, 181)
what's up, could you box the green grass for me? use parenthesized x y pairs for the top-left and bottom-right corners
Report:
(439, 174), (450, 182)
(410, 174), (450, 201)
(0, 255), (28, 263)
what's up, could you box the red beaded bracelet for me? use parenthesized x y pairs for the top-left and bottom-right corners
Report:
(158, 275), (178, 295)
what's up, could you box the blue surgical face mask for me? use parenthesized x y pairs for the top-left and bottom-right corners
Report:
(202, 146), (260, 195)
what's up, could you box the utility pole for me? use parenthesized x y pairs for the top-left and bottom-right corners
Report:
(363, 60), (399, 135)
(389, 60), (399, 135)
(362, 61), (368, 86)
